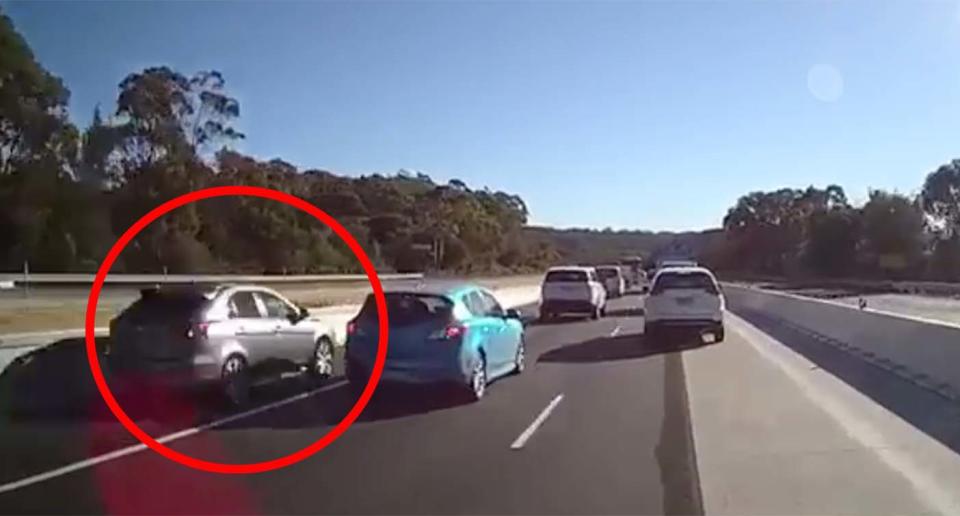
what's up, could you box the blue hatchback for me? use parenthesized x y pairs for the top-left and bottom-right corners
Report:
(344, 283), (526, 400)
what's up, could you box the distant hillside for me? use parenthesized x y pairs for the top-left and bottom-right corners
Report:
(523, 226), (723, 266)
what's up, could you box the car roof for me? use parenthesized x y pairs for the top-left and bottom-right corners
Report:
(655, 266), (716, 277)
(191, 284), (291, 303)
(215, 283), (276, 293)
(596, 265), (621, 270)
(139, 284), (224, 299)
(546, 266), (595, 273)
(382, 280), (482, 299)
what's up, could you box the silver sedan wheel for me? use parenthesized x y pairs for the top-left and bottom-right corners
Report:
(222, 355), (250, 406)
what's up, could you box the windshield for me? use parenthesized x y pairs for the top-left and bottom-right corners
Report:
(2, 2), (957, 515)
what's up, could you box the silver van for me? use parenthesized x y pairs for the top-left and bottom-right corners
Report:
(108, 284), (336, 405)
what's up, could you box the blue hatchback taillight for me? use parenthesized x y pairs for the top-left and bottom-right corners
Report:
(428, 324), (466, 340)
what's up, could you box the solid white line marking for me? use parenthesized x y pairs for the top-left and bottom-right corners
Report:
(0, 380), (348, 495)
(511, 394), (564, 450)
(610, 325), (622, 337)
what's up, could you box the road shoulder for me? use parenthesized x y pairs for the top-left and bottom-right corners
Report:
(683, 312), (959, 515)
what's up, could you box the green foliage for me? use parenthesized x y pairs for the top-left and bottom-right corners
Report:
(523, 226), (713, 267)
(113, 67), (243, 174)
(8, 9), (960, 282)
(721, 186), (849, 275)
(0, 12), (554, 274)
(0, 10), (77, 177)
(714, 185), (936, 279)
(802, 208), (860, 277)
(928, 237), (960, 281)
(921, 159), (960, 238)
(860, 190), (924, 275)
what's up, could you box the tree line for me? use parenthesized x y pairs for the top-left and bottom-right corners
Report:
(523, 226), (718, 267)
(7, 9), (960, 281)
(702, 173), (960, 281)
(0, 11), (558, 274)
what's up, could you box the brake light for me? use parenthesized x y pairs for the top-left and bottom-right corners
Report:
(186, 322), (210, 339)
(347, 319), (359, 336)
(429, 324), (466, 340)
(444, 325), (466, 339)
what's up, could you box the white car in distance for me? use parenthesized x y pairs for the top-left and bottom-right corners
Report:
(596, 265), (626, 298)
(539, 266), (607, 321)
(644, 266), (724, 343)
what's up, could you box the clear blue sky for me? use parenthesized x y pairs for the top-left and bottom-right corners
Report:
(5, 1), (960, 231)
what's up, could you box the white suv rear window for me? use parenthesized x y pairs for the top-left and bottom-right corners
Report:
(652, 272), (718, 294)
(545, 270), (588, 282)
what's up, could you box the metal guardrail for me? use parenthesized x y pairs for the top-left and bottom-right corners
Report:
(0, 272), (424, 286)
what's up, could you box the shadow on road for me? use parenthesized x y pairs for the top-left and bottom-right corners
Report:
(733, 307), (960, 457)
(0, 337), (473, 429)
(605, 306), (645, 317)
(538, 331), (707, 364)
(0, 337), (112, 421)
(528, 315), (589, 326)
(0, 336), (303, 425)
(358, 384), (472, 421)
(217, 381), (474, 430)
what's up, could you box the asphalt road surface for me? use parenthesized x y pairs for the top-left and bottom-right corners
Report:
(0, 293), (705, 515)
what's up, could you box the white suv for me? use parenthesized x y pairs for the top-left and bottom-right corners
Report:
(596, 265), (626, 298)
(540, 266), (607, 321)
(644, 266), (724, 342)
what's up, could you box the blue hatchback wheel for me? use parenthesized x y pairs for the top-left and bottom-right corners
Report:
(513, 336), (526, 374)
(468, 356), (487, 401)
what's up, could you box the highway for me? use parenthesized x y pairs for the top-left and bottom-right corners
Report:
(1, 290), (960, 514)
(0, 295), (702, 514)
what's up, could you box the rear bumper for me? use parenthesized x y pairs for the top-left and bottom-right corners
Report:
(108, 357), (222, 388)
(541, 299), (597, 314)
(648, 319), (721, 327)
(645, 308), (722, 324)
(345, 352), (469, 386)
(645, 319), (723, 333)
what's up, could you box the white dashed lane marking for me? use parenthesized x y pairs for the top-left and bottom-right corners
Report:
(511, 394), (564, 450)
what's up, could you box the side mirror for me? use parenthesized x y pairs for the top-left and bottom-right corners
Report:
(505, 308), (522, 319)
(288, 306), (310, 324)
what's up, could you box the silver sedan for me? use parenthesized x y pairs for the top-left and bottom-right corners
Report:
(108, 284), (336, 405)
